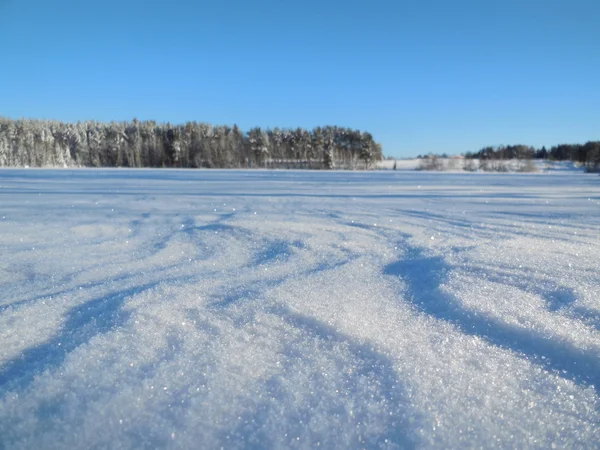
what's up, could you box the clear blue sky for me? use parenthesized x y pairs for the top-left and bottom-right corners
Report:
(1, 0), (598, 157)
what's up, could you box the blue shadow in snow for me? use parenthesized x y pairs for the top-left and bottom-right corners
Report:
(210, 274), (289, 310)
(222, 304), (421, 449)
(0, 272), (134, 314)
(384, 247), (600, 394)
(180, 216), (251, 238)
(253, 239), (304, 266)
(544, 287), (578, 312)
(0, 282), (159, 396)
(572, 307), (600, 332)
(468, 267), (600, 332)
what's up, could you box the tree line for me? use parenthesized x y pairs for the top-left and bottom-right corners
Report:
(0, 117), (383, 169)
(464, 143), (600, 172)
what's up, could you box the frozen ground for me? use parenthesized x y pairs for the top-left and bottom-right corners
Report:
(1, 169), (599, 449)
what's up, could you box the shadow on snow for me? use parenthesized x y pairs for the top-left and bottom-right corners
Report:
(0, 282), (160, 397)
(222, 304), (421, 449)
(384, 246), (600, 394)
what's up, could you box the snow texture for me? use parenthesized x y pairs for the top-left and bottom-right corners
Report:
(1, 169), (599, 449)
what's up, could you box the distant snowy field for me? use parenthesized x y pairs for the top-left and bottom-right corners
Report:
(1, 169), (599, 449)
(375, 158), (588, 172)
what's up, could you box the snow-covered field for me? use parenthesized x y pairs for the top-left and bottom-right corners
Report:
(375, 158), (588, 173)
(1, 169), (599, 449)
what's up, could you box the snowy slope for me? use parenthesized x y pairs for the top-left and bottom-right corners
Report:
(1, 169), (599, 449)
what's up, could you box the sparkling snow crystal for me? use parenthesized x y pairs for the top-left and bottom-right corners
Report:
(0, 169), (599, 449)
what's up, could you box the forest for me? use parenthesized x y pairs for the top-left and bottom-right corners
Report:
(464, 143), (600, 171)
(0, 118), (382, 169)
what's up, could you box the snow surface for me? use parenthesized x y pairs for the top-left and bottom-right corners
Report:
(1, 169), (599, 449)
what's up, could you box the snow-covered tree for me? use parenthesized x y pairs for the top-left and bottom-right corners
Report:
(0, 117), (385, 170)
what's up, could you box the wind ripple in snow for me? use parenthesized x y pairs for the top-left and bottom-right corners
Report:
(0, 169), (599, 449)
